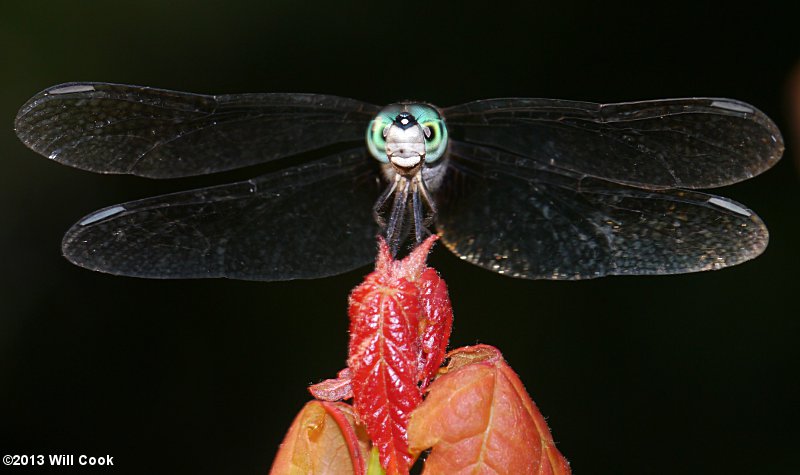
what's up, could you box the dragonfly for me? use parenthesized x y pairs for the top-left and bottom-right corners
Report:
(15, 82), (783, 281)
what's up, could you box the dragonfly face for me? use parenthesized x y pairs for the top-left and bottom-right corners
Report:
(14, 83), (784, 281)
(367, 103), (449, 171)
(383, 111), (429, 171)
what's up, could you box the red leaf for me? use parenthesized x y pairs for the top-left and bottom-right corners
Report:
(346, 236), (445, 475)
(306, 236), (452, 474)
(416, 267), (452, 388)
(408, 345), (572, 474)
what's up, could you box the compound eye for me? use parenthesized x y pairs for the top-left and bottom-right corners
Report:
(366, 118), (391, 163)
(421, 119), (447, 163)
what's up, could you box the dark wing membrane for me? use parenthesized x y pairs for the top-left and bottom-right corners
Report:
(436, 143), (768, 279)
(15, 82), (380, 178)
(62, 149), (382, 280)
(443, 97), (783, 189)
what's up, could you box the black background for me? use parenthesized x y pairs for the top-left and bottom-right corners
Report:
(1, 1), (798, 473)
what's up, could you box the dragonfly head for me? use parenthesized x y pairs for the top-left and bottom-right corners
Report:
(367, 102), (448, 176)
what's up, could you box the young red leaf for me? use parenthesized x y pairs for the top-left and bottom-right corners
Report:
(270, 401), (370, 475)
(416, 267), (452, 388)
(346, 236), (445, 475)
(408, 345), (572, 475)
(309, 368), (354, 402)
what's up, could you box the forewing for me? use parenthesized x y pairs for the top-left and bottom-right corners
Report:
(444, 97), (783, 189)
(15, 82), (380, 178)
(62, 149), (382, 280)
(436, 143), (769, 279)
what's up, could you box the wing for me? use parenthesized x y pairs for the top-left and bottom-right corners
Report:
(443, 97), (783, 189)
(62, 149), (382, 280)
(435, 143), (769, 279)
(15, 82), (380, 178)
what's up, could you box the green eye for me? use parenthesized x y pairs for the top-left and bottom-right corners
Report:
(422, 119), (447, 163)
(366, 117), (391, 163)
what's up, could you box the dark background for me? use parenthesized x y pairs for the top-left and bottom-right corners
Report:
(1, 1), (798, 473)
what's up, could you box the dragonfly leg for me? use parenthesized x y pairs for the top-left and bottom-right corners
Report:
(411, 187), (427, 244)
(385, 178), (410, 255)
(372, 175), (400, 229)
(415, 172), (438, 220)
